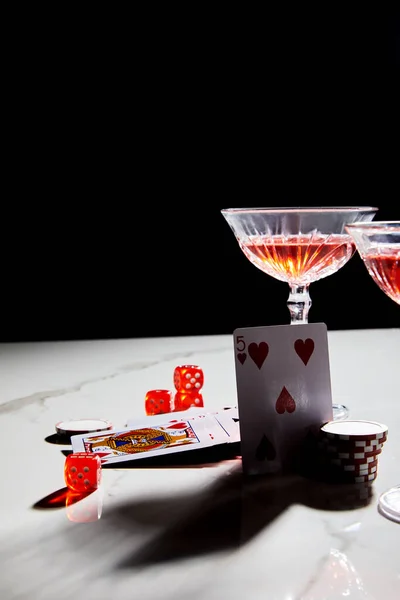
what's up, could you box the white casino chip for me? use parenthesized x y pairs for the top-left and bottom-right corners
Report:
(321, 420), (388, 441)
(56, 419), (113, 436)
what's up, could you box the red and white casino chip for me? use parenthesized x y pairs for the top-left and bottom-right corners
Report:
(323, 448), (382, 462)
(352, 472), (378, 483)
(324, 484), (374, 508)
(317, 442), (383, 461)
(325, 469), (378, 484)
(318, 436), (387, 452)
(320, 456), (379, 473)
(331, 458), (378, 472)
(56, 419), (113, 437)
(331, 467), (378, 481)
(320, 420), (388, 442)
(343, 465), (378, 476)
(326, 459), (378, 471)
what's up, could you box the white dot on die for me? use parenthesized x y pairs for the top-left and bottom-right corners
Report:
(195, 382), (200, 388)
(84, 479), (90, 486)
(71, 467), (77, 473)
(190, 378), (196, 383)
(185, 373), (191, 379)
(185, 383), (191, 389)
(83, 466), (89, 472)
(195, 399), (200, 404)
(195, 373), (200, 378)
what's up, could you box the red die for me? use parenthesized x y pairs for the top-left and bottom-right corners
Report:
(174, 391), (204, 412)
(145, 389), (174, 415)
(64, 452), (102, 493)
(173, 365), (204, 393)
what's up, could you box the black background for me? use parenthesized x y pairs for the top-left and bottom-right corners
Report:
(1, 9), (399, 342)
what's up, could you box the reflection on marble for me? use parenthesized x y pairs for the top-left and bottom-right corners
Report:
(33, 486), (104, 523)
(302, 548), (373, 599)
(0, 329), (399, 599)
(66, 488), (103, 523)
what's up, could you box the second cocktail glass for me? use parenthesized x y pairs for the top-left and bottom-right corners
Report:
(345, 221), (400, 522)
(221, 206), (378, 419)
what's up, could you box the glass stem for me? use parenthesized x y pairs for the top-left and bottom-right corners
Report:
(287, 284), (311, 324)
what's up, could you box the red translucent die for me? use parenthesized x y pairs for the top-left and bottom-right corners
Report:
(173, 365), (204, 393)
(145, 389), (174, 415)
(64, 452), (102, 493)
(174, 391), (204, 411)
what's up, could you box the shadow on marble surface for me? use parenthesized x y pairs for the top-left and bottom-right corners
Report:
(26, 465), (376, 572)
(92, 467), (375, 569)
(45, 433), (73, 445)
(31, 440), (375, 567)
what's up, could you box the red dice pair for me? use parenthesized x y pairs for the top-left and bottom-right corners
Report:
(64, 452), (102, 493)
(144, 366), (205, 415)
(145, 389), (204, 414)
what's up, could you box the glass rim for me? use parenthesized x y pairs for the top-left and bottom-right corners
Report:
(346, 221), (400, 233)
(221, 206), (379, 214)
(346, 221), (400, 227)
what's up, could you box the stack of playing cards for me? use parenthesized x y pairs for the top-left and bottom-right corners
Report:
(70, 408), (240, 465)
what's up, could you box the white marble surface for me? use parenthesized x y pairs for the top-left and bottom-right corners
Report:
(0, 329), (399, 600)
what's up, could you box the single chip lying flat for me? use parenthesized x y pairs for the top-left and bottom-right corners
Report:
(56, 419), (113, 436)
(321, 420), (388, 440)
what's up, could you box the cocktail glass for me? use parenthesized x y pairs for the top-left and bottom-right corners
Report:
(221, 206), (378, 419)
(345, 221), (400, 306)
(345, 220), (400, 523)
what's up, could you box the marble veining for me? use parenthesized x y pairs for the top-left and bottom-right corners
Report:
(0, 330), (399, 600)
(0, 343), (231, 412)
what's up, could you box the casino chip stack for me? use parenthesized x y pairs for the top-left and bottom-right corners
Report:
(317, 420), (388, 484)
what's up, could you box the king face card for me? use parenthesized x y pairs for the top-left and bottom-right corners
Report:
(233, 323), (333, 475)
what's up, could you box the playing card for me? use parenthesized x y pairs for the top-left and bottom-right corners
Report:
(212, 407), (240, 443)
(184, 412), (231, 444)
(72, 413), (232, 465)
(233, 323), (333, 475)
(127, 408), (239, 444)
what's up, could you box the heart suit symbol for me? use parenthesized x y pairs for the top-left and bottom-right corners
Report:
(248, 342), (269, 370)
(237, 352), (247, 365)
(275, 386), (296, 414)
(294, 338), (315, 366)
